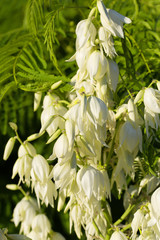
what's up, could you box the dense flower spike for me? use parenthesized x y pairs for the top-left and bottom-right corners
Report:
(5, 1), (160, 240)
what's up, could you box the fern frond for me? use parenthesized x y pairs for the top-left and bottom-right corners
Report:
(0, 81), (16, 102)
(25, 0), (44, 34)
(134, 157), (149, 181)
(44, 8), (63, 74)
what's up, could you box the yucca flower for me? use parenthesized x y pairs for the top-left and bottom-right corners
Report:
(13, 197), (38, 235)
(110, 231), (128, 240)
(77, 166), (106, 200)
(97, 0), (131, 38)
(76, 19), (97, 49)
(98, 26), (117, 58)
(87, 50), (107, 81)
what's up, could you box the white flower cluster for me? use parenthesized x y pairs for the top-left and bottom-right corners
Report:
(3, 0), (160, 240)
(13, 196), (65, 240)
(131, 187), (160, 240)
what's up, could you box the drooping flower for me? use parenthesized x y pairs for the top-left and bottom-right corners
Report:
(143, 88), (160, 136)
(12, 142), (36, 185)
(87, 50), (107, 81)
(119, 120), (142, 153)
(31, 154), (50, 183)
(97, 0), (131, 38)
(131, 209), (145, 240)
(151, 187), (160, 223)
(31, 214), (51, 239)
(87, 96), (108, 126)
(41, 94), (67, 136)
(13, 197), (38, 235)
(76, 19), (97, 49)
(144, 88), (160, 114)
(110, 230), (128, 240)
(77, 166), (107, 200)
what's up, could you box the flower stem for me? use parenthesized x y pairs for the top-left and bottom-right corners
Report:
(114, 204), (135, 226)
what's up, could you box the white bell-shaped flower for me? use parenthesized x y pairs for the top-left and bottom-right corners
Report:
(87, 50), (107, 81)
(76, 19), (97, 49)
(13, 197), (38, 235)
(87, 96), (108, 126)
(119, 120), (142, 153)
(131, 209), (145, 240)
(12, 155), (32, 185)
(70, 204), (82, 239)
(31, 214), (51, 239)
(34, 179), (57, 207)
(12, 142), (36, 185)
(97, 0), (131, 38)
(18, 142), (36, 158)
(53, 156), (76, 191)
(31, 154), (49, 183)
(144, 88), (160, 114)
(41, 94), (67, 136)
(110, 231), (128, 240)
(77, 166), (106, 200)
(75, 44), (93, 72)
(144, 106), (160, 137)
(151, 187), (160, 222)
(53, 134), (69, 158)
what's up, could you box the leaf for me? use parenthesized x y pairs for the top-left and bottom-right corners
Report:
(0, 81), (16, 102)
(25, 0), (44, 34)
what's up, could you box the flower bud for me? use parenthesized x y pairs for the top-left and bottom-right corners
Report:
(3, 137), (16, 160)
(51, 80), (62, 90)
(9, 122), (18, 131)
(6, 184), (19, 191)
(34, 92), (42, 111)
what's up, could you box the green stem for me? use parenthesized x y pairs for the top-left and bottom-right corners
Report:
(114, 204), (135, 226)
(18, 186), (28, 198)
(121, 223), (131, 232)
(15, 131), (33, 158)
(93, 219), (105, 239)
